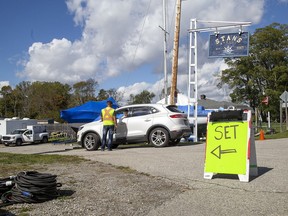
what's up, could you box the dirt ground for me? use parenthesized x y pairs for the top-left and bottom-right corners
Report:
(0, 160), (189, 216)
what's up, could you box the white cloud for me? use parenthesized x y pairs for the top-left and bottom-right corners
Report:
(17, 0), (265, 102)
(117, 81), (152, 102)
(118, 58), (230, 104)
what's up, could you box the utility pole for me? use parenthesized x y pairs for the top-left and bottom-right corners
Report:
(161, 0), (168, 104)
(170, 0), (182, 105)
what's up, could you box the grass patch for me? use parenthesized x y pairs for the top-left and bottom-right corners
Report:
(49, 137), (76, 144)
(260, 130), (288, 140)
(0, 152), (86, 165)
(19, 206), (33, 215)
(0, 152), (87, 177)
(118, 143), (152, 149)
(113, 165), (150, 176)
(1, 164), (34, 176)
(57, 195), (74, 202)
(116, 166), (136, 173)
(66, 177), (78, 185)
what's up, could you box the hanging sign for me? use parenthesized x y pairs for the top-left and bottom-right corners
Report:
(209, 32), (249, 58)
(204, 110), (257, 182)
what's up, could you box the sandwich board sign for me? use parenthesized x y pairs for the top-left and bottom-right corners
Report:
(204, 110), (258, 182)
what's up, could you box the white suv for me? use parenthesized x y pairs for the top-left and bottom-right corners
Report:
(77, 104), (191, 150)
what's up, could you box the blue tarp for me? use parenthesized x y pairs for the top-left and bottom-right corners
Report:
(177, 105), (212, 117)
(60, 97), (119, 123)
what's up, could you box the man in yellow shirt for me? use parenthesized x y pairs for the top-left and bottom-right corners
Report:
(101, 100), (117, 151)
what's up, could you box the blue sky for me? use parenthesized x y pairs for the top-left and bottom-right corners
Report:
(0, 0), (287, 102)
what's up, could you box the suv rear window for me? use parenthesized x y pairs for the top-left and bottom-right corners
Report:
(166, 105), (183, 113)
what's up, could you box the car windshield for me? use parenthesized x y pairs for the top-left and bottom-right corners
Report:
(12, 130), (26, 134)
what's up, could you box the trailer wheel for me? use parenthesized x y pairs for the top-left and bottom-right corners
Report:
(16, 139), (22, 146)
(42, 136), (48, 143)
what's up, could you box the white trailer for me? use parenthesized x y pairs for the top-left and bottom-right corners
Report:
(0, 118), (38, 143)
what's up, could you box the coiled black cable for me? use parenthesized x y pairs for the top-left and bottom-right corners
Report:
(0, 177), (14, 187)
(0, 176), (15, 207)
(1, 171), (61, 206)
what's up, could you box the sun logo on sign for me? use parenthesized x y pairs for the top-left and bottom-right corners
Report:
(224, 45), (233, 54)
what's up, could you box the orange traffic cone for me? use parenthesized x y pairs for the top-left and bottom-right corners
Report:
(259, 129), (265, 140)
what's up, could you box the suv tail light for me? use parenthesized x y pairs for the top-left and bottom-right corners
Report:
(170, 114), (184, 118)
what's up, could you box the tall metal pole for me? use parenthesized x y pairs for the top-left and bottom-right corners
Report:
(285, 94), (288, 130)
(280, 100), (283, 132)
(188, 19), (198, 142)
(163, 0), (168, 104)
(170, 0), (182, 105)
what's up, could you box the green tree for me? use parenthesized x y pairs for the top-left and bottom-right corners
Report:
(13, 81), (32, 118)
(71, 78), (98, 105)
(1, 81), (71, 121)
(129, 90), (155, 104)
(97, 89), (109, 101)
(24, 81), (71, 121)
(97, 88), (123, 102)
(107, 88), (123, 101)
(128, 94), (135, 105)
(0, 85), (13, 117)
(218, 23), (288, 120)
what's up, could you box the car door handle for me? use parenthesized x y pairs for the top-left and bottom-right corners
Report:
(144, 119), (151, 122)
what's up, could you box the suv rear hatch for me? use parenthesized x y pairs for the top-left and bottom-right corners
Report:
(165, 105), (190, 127)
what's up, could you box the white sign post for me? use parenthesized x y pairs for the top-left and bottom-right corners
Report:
(280, 91), (288, 131)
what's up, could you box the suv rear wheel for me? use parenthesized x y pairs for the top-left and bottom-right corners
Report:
(149, 127), (169, 147)
(83, 133), (100, 151)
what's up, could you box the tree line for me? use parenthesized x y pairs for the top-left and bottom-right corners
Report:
(0, 78), (155, 122)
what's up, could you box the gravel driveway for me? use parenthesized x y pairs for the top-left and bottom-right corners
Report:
(1, 138), (288, 215)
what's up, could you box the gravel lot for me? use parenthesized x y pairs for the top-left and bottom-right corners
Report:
(0, 147), (188, 216)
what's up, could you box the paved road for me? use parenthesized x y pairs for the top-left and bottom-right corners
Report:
(1, 138), (287, 215)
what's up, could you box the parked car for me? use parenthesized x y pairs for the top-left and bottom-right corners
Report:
(77, 104), (192, 150)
